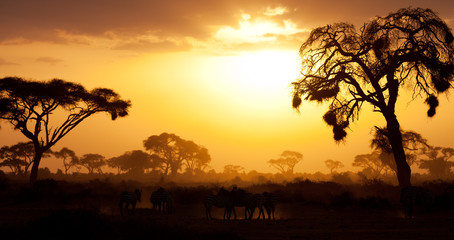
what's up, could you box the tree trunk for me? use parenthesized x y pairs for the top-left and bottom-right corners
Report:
(29, 150), (43, 184)
(386, 114), (411, 187)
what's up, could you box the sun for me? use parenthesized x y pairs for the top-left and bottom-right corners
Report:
(229, 50), (300, 101)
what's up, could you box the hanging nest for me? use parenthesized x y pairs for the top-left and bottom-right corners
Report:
(333, 125), (347, 141)
(425, 95), (439, 117)
(292, 94), (302, 109)
(323, 110), (337, 126)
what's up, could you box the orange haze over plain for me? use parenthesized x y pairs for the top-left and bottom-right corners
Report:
(1, 0), (454, 174)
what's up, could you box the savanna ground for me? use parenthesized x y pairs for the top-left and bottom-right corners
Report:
(1, 177), (453, 240)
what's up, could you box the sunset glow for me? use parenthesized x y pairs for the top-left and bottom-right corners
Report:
(1, 0), (454, 176)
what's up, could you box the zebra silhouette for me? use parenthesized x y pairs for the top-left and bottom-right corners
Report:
(244, 193), (265, 220)
(119, 189), (142, 216)
(400, 186), (434, 219)
(262, 192), (278, 220)
(228, 186), (250, 220)
(204, 187), (234, 220)
(150, 187), (173, 214)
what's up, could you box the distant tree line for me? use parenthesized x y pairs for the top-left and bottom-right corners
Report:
(0, 132), (211, 178)
(1, 130), (452, 183)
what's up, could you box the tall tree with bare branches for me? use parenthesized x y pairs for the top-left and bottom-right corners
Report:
(292, 8), (454, 187)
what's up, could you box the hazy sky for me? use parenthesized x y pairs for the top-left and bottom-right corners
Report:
(1, 0), (454, 174)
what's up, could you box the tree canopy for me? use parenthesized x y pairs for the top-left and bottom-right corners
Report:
(0, 77), (130, 182)
(268, 150), (303, 175)
(324, 159), (344, 174)
(291, 7), (454, 187)
(0, 142), (35, 175)
(79, 153), (105, 174)
(419, 146), (454, 179)
(143, 132), (211, 176)
(53, 147), (79, 175)
(107, 150), (157, 175)
(353, 151), (392, 179)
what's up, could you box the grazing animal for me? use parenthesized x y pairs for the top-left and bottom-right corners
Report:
(262, 192), (278, 220)
(244, 193), (265, 220)
(400, 186), (434, 219)
(228, 187), (250, 220)
(150, 187), (173, 213)
(119, 189), (142, 216)
(204, 188), (234, 220)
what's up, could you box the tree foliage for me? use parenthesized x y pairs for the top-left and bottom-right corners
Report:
(223, 164), (245, 176)
(352, 151), (391, 179)
(0, 142), (35, 175)
(0, 142), (52, 176)
(179, 140), (211, 174)
(107, 150), (156, 175)
(324, 159), (344, 174)
(291, 8), (454, 186)
(0, 77), (130, 182)
(143, 133), (211, 176)
(53, 147), (78, 175)
(419, 146), (454, 179)
(268, 150), (303, 175)
(79, 153), (105, 174)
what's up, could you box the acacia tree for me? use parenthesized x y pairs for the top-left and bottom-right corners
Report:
(0, 142), (36, 175)
(143, 132), (211, 176)
(143, 133), (183, 176)
(223, 165), (245, 176)
(419, 146), (454, 179)
(0, 77), (130, 182)
(79, 153), (105, 174)
(268, 150), (303, 175)
(107, 150), (157, 175)
(180, 140), (211, 175)
(292, 8), (454, 187)
(353, 151), (391, 179)
(325, 159), (344, 174)
(53, 147), (79, 175)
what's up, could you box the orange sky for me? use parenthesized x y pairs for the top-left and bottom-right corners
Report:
(1, 0), (454, 174)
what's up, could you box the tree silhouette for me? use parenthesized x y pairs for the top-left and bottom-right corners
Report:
(107, 150), (157, 175)
(0, 142), (36, 175)
(223, 164), (245, 176)
(352, 151), (391, 179)
(78, 153), (105, 174)
(143, 133), (184, 176)
(180, 140), (211, 175)
(0, 77), (130, 182)
(292, 8), (454, 187)
(143, 132), (211, 176)
(419, 146), (454, 179)
(53, 147), (78, 175)
(268, 150), (303, 175)
(371, 127), (429, 174)
(324, 159), (344, 174)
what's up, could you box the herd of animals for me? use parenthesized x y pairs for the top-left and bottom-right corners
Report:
(118, 186), (277, 220)
(118, 185), (454, 219)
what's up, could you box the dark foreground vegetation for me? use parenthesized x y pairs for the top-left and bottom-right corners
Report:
(1, 175), (454, 240)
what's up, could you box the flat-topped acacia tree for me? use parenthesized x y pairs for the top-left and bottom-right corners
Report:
(291, 8), (454, 187)
(0, 77), (131, 183)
